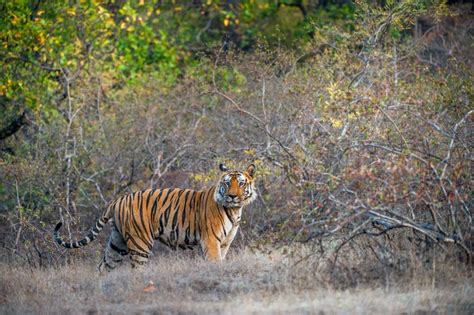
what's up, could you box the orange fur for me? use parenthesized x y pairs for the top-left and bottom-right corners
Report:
(54, 164), (256, 269)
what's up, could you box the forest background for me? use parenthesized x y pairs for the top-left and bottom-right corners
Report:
(0, 0), (473, 313)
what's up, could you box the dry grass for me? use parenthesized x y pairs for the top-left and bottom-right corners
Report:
(1, 247), (472, 315)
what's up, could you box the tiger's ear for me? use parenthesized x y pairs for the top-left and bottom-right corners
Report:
(219, 163), (228, 172)
(246, 163), (256, 178)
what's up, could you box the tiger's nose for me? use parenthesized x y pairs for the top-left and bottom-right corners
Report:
(228, 194), (237, 199)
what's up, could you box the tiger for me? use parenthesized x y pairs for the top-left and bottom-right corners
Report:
(54, 163), (256, 270)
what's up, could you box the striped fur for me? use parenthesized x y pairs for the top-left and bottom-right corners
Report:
(54, 164), (256, 270)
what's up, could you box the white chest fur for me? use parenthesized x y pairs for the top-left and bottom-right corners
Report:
(221, 207), (242, 245)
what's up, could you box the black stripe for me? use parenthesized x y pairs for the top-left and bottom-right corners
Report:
(128, 236), (149, 255)
(210, 225), (222, 242)
(204, 190), (216, 238)
(129, 207), (153, 250)
(92, 226), (101, 235)
(156, 189), (171, 229)
(138, 191), (150, 237)
(196, 191), (203, 242)
(216, 207), (226, 235)
(166, 189), (184, 227)
(202, 191), (208, 239)
(202, 190), (210, 215)
(131, 218), (153, 250)
(190, 192), (198, 242)
(171, 209), (179, 230)
(170, 192), (184, 234)
(145, 189), (153, 210)
(167, 235), (173, 248)
(119, 195), (131, 232)
(223, 206), (235, 225)
(184, 227), (191, 245)
(115, 196), (125, 232)
(125, 194), (134, 233)
(130, 249), (149, 258)
(105, 262), (117, 269)
(110, 242), (129, 255)
(159, 213), (165, 236)
(160, 188), (172, 215)
(147, 191), (157, 239)
(151, 189), (164, 223)
(163, 190), (178, 224)
(139, 190), (152, 238)
(181, 190), (191, 226)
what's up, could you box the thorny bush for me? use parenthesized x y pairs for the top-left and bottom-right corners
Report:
(0, 5), (472, 284)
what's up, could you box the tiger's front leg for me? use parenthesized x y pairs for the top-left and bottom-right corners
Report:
(201, 237), (222, 262)
(220, 226), (239, 260)
(220, 243), (231, 260)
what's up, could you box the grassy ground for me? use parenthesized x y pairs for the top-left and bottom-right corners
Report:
(1, 248), (472, 314)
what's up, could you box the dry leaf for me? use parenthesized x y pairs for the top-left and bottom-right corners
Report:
(143, 280), (157, 293)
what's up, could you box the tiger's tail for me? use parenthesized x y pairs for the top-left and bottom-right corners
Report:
(54, 216), (110, 249)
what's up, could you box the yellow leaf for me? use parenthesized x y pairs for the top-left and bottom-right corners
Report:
(244, 149), (256, 156)
(37, 33), (45, 45)
(67, 8), (76, 16)
(11, 14), (18, 25)
(326, 83), (338, 100)
(105, 18), (115, 27)
(223, 18), (230, 27)
(143, 281), (157, 293)
(330, 118), (343, 129)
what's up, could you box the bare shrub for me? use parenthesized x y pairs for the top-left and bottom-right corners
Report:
(0, 6), (472, 286)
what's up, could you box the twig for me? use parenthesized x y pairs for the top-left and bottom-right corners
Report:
(440, 109), (473, 181)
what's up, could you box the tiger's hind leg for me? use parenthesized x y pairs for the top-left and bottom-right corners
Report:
(98, 223), (129, 272)
(129, 250), (150, 268)
(127, 238), (153, 268)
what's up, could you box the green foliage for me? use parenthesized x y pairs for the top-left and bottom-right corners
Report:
(1, 0), (450, 123)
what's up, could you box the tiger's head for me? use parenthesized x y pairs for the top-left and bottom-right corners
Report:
(214, 163), (257, 208)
